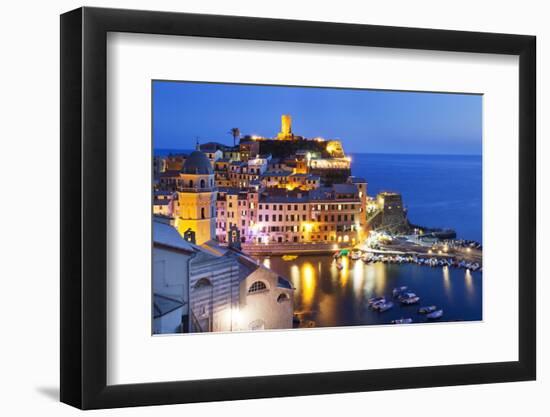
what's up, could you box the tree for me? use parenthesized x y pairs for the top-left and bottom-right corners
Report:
(228, 128), (240, 147)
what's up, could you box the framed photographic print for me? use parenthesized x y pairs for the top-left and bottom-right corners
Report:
(60, 6), (536, 409)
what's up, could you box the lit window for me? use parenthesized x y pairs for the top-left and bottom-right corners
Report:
(248, 281), (267, 293)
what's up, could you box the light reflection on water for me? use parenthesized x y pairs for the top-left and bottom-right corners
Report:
(262, 255), (482, 327)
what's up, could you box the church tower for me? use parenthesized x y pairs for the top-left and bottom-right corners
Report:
(175, 151), (217, 245)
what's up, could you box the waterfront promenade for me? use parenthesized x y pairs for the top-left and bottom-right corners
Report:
(241, 242), (350, 256)
(241, 239), (482, 265)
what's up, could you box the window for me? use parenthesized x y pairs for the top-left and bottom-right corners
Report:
(248, 281), (267, 293)
(194, 278), (212, 288)
(201, 207), (205, 219)
(200, 179), (205, 188)
(277, 293), (290, 303)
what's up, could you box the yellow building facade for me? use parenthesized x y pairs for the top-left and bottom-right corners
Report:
(174, 151), (217, 245)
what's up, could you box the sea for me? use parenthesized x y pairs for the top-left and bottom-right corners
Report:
(351, 153), (482, 243)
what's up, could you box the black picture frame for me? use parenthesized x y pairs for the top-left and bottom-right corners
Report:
(60, 6), (536, 410)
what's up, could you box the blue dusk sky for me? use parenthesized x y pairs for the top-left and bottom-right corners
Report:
(153, 81), (482, 155)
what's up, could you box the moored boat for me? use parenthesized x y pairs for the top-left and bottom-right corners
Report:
(376, 301), (394, 312)
(401, 296), (420, 305)
(391, 318), (413, 324)
(368, 296), (386, 306)
(426, 309), (444, 320)
(392, 286), (408, 297)
(418, 305), (437, 314)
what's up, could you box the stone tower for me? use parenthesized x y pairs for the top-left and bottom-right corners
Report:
(277, 114), (293, 140)
(175, 151), (217, 245)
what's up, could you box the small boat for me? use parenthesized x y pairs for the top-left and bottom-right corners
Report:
(401, 296), (420, 305)
(376, 301), (394, 312)
(351, 250), (361, 260)
(426, 309), (444, 320)
(368, 296), (386, 306)
(392, 286), (408, 297)
(418, 305), (437, 314)
(282, 255), (298, 261)
(391, 318), (413, 324)
(398, 292), (417, 301)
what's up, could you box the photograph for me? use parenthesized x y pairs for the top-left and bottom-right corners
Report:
(152, 81), (483, 334)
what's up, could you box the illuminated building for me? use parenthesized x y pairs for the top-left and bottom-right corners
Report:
(153, 190), (177, 217)
(215, 179), (367, 246)
(325, 140), (345, 157)
(173, 151), (217, 245)
(347, 176), (368, 226)
(239, 140), (260, 161)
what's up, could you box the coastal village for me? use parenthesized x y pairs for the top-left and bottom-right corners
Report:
(152, 115), (482, 333)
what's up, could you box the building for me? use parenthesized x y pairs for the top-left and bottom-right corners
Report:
(372, 191), (407, 232)
(347, 176), (368, 225)
(153, 216), (294, 334)
(164, 154), (187, 171)
(215, 179), (367, 246)
(308, 156), (351, 185)
(173, 151), (217, 245)
(153, 190), (177, 217)
(239, 140), (260, 161)
(198, 142), (225, 164)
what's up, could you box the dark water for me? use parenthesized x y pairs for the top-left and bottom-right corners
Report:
(262, 255), (482, 326)
(351, 153), (482, 242)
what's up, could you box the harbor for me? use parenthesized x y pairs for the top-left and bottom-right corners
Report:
(259, 253), (482, 328)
